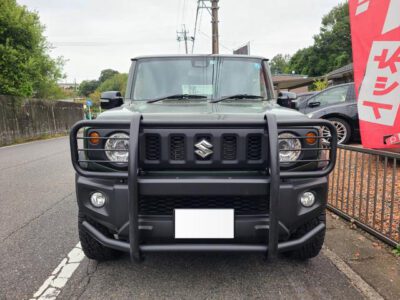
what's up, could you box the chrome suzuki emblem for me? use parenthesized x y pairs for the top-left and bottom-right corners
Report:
(195, 139), (213, 158)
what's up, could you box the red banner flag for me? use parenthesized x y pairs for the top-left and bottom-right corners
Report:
(349, 0), (400, 149)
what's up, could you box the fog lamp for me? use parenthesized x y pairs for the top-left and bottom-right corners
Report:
(300, 191), (315, 207)
(90, 192), (106, 208)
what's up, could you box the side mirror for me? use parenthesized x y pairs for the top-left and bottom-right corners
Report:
(308, 101), (321, 108)
(277, 92), (297, 108)
(100, 91), (123, 110)
(277, 91), (297, 101)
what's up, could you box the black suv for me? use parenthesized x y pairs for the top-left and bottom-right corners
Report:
(296, 83), (359, 144)
(70, 55), (337, 262)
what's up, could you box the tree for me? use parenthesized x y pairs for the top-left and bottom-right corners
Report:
(287, 3), (351, 76)
(88, 73), (128, 104)
(97, 73), (128, 94)
(78, 80), (99, 97)
(270, 54), (291, 74)
(0, 0), (64, 97)
(99, 69), (119, 83)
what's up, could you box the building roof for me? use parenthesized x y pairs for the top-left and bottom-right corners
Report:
(272, 74), (318, 90)
(326, 63), (353, 79)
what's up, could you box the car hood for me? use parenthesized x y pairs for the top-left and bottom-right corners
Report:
(96, 100), (308, 123)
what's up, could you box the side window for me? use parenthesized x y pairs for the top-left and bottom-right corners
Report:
(347, 84), (356, 102)
(311, 85), (350, 107)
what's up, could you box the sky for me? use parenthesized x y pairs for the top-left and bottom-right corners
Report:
(18, 0), (343, 83)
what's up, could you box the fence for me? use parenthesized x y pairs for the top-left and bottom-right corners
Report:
(328, 144), (400, 247)
(0, 96), (83, 146)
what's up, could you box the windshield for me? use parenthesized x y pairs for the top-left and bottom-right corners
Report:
(131, 57), (271, 101)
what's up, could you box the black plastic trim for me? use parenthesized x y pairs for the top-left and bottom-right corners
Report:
(81, 220), (325, 253)
(128, 113), (142, 261)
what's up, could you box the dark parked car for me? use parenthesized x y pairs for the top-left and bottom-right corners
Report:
(70, 55), (337, 262)
(293, 92), (317, 107)
(296, 83), (359, 144)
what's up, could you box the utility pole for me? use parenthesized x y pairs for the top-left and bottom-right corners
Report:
(211, 0), (219, 54)
(176, 24), (194, 54)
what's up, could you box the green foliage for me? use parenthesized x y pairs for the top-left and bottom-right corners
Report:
(78, 80), (99, 97)
(393, 245), (400, 256)
(97, 73), (128, 94)
(77, 69), (120, 97)
(0, 0), (64, 98)
(287, 3), (352, 76)
(88, 73), (128, 105)
(99, 69), (119, 83)
(311, 79), (329, 91)
(270, 54), (291, 74)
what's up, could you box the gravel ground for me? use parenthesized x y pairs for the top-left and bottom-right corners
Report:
(328, 147), (400, 243)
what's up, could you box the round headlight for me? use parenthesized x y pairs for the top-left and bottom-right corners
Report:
(278, 132), (301, 163)
(105, 133), (129, 163)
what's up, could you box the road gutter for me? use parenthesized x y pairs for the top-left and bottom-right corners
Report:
(322, 247), (384, 300)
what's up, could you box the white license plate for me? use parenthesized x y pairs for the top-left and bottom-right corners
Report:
(174, 209), (234, 239)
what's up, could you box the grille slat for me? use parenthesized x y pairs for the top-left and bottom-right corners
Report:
(170, 135), (185, 160)
(145, 134), (161, 160)
(247, 134), (262, 160)
(222, 135), (237, 160)
(139, 195), (269, 215)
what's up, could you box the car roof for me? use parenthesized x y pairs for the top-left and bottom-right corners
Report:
(131, 54), (269, 61)
(311, 82), (354, 95)
(297, 92), (317, 96)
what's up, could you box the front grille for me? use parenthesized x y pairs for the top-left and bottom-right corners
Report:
(142, 130), (266, 169)
(170, 135), (185, 160)
(145, 134), (161, 160)
(139, 195), (269, 215)
(247, 134), (262, 160)
(222, 135), (237, 160)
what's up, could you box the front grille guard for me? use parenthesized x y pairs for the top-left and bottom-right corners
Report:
(70, 113), (337, 260)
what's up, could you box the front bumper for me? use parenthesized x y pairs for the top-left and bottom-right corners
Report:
(77, 174), (328, 252)
(82, 219), (325, 253)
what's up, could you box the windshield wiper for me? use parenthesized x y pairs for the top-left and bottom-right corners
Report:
(210, 94), (264, 103)
(147, 94), (207, 103)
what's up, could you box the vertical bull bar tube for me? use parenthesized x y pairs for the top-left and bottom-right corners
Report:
(128, 113), (142, 262)
(266, 114), (280, 259)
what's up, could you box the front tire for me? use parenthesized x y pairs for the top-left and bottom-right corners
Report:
(284, 212), (326, 260)
(326, 117), (351, 144)
(78, 212), (122, 261)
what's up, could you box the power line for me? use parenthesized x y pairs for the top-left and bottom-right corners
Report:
(197, 29), (232, 52)
(176, 24), (194, 54)
(191, 0), (220, 54)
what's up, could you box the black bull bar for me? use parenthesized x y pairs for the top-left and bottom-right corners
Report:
(70, 113), (337, 261)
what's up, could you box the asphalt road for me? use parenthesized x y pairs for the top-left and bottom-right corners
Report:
(0, 137), (366, 300)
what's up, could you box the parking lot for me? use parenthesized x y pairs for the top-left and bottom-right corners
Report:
(0, 137), (381, 299)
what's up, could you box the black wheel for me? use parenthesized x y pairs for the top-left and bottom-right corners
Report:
(78, 212), (122, 261)
(284, 211), (326, 260)
(323, 117), (351, 144)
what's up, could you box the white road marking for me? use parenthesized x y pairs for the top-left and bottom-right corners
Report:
(30, 242), (85, 300)
(322, 247), (384, 300)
